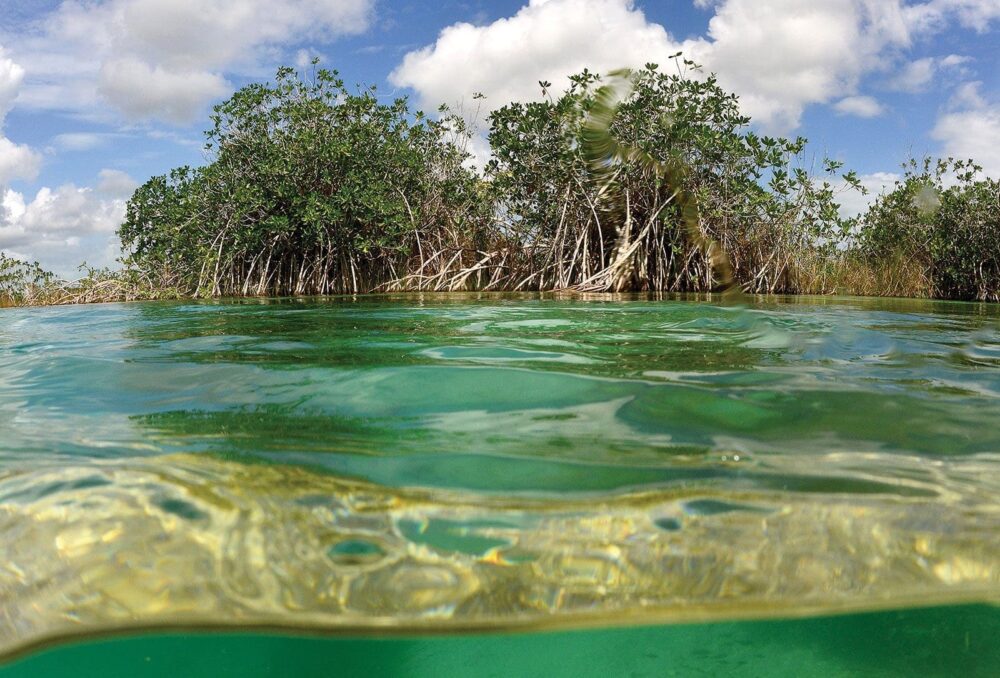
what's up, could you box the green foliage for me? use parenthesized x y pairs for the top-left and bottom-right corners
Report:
(486, 59), (855, 293)
(856, 158), (1000, 301)
(0, 254), (54, 306)
(121, 64), (486, 296)
(102, 59), (995, 303)
(0, 254), (184, 307)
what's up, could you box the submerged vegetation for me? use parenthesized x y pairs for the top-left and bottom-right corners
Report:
(4, 57), (999, 307)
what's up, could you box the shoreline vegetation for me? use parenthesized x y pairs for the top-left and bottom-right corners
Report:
(3, 57), (998, 309)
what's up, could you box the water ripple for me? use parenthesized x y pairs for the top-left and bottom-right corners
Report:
(2, 294), (1000, 654)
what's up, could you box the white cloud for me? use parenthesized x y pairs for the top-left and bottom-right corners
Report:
(98, 58), (230, 124)
(96, 169), (139, 198)
(95, 169), (139, 198)
(390, 0), (682, 120)
(888, 54), (972, 92)
(1, 47), (126, 274)
(0, 182), (127, 274)
(393, 0), (1000, 135)
(0, 48), (42, 184)
(52, 132), (112, 152)
(903, 0), (1000, 33)
(0, 48), (24, 119)
(392, 0), (927, 133)
(0, 185), (124, 244)
(890, 57), (938, 92)
(0, 46), (131, 273)
(5, 0), (376, 124)
(836, 171), (902, 218)
(0, 137), (41, 184)
(932, 82), (1000, 177)
(682, 0), (920, 132)
(118, 0), (372, 70)
(950, 80), (989, 108)
(834, 95), (886, 118)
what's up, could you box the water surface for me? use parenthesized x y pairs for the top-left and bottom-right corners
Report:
(4, 605), (999, 677)
(1, 294), (998, 659)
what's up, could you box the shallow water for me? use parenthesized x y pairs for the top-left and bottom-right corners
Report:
(1, 294), (998, 663)
(3, 605), (999, 677)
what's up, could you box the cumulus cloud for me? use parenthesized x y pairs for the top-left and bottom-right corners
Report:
(0, 49), (23, 119)
(836, 171), (902, 218)
(0, 48), (124, 273)
(681, 0), (915, 131)
(833, 95), (886, 118)
(903, 0), (1000, 33)
(391, 0), (681, 121)
(0, 49), (42, 184)
(5, 0), (376, 124)
(98, 58), (230, 124)
(0, 137), (41, 184)
(932, 82), (1000, 177)
(0, 182), (127, 274)
(890, 57), (938, 92)
(393, 0), (913, 132)
(121, 0), (371, 69)
(888, 54), (972, 92)
(393, 0), (1000, 134)
(0, 185), (122, 244)
(96, 169), (139, 198)
(0, 50), (133, 274)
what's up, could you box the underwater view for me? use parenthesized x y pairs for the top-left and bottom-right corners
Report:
(1, 295), (998, 675)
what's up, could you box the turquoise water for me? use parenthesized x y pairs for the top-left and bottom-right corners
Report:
(3, 605), (999, 677)
(0, 294), (998, 672)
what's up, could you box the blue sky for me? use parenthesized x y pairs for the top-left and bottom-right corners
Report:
(1, 0), (999, 275)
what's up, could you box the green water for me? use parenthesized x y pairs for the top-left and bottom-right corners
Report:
(3, 605), (999, 677)
(1, 294), (998, 672)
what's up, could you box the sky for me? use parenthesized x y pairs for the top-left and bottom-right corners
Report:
(1, 0), (999, 276)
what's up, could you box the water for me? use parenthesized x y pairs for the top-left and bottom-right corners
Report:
(1, 294), (998, 673)
(2, 605), (998, 677)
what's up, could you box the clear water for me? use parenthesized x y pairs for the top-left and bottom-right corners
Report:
(1, 294), (998, 671)
(3, 605), (999, 677)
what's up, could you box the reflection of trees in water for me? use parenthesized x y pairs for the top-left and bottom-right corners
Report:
(124, 296), (769, 379)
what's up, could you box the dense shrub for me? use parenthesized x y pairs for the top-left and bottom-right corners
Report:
(856, 158), (1000, 301)
(121, 64), (488, 296)
(8, 60), (974, 306)
(485, 62), (856, 293)
(0, 254), (52, 307)
(116, 60), (860, 297)
(0, 254), (183, 307)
